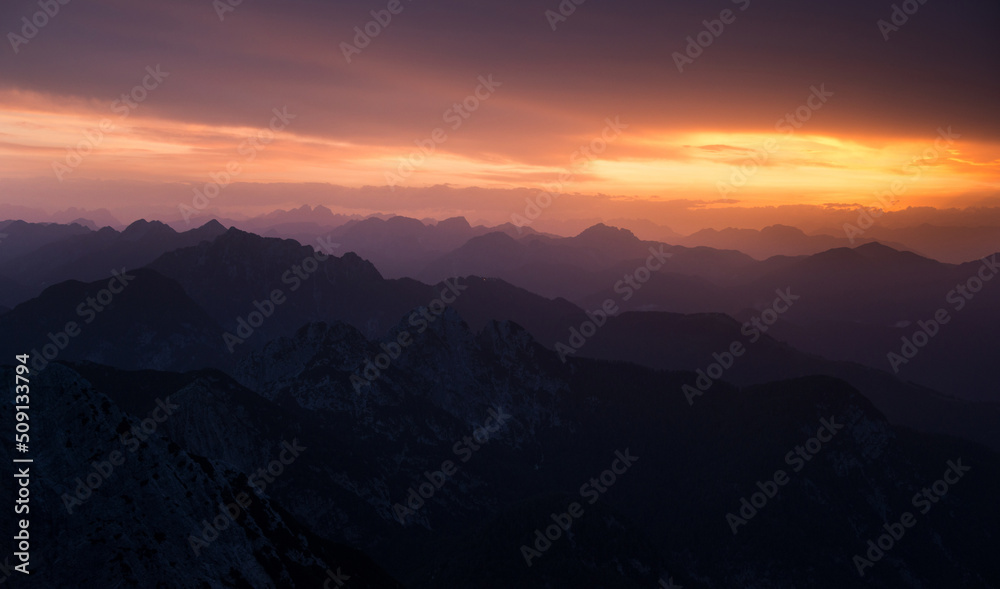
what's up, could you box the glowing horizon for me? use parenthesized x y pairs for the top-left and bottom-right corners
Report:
(1, 89), (997, 213)
(1, 0), (997, 225)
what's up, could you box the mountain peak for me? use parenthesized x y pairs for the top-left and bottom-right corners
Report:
(385, 216), (426, 230)
(854, 241), (898, 254)
(854, 241), (938, 266)
(185, 218), (228, 242)
(68, 218), (99, 230)
(760, 224), (807, 237)
(197, 218), (227, 232)
(437, 216), (471, 231)
(465, 231), (518, 248)
(122, 219), (174, 240)
(575, 223), (637, 242)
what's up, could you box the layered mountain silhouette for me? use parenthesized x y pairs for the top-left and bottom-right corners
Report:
(1, 215), (998, 587)
(677, 224), (907, 259)
(0, 219), (226, 307)
(4, 316), (998, 587)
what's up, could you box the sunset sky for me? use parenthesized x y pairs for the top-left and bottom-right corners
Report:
(0, 0), (997, 226)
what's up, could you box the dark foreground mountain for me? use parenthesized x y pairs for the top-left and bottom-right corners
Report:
(0, 363), (403, 588)
(5, 310), (997, 587)
(0, 269), (230, 373)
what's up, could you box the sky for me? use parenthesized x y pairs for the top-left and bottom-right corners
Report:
(0, 0), (998, 227)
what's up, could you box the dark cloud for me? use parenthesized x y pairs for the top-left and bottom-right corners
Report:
(1, 0), (997, 157)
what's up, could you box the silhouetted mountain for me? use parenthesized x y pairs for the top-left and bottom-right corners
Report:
(732, 246), (1000, 400)
(0, 220), (93, 262)
(572, 311), (1000, 453)
(220, 313), (999, 587)
(0, 269), (229, 372)
(247, 204), (349, 226)
(835, 223), (1000, 264)
(49, 206), (123, 229)
(202, 212), (531, 281)
(557, 234), (1000, 402)
(147, 227), (585, 354)
(606, 217), (684, 243)
(8, 219), (994, 404)
(0, 219), (227, 307)
(418, 224), (760, 300)
(1, 219), (998, 587)
(678, 224), (910, 260)
(316, 215), (536, 279)
(0, 363), (403, 588)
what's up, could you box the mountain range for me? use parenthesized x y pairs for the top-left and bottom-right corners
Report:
(0, 214), (997, 587)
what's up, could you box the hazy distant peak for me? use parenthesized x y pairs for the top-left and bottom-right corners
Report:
(574, 223), (638, 243)
(760, 224), (807, 237)
(52, 207), (123, 229)
(437, 216), (472, 230)
(494, 221), (536, 235)
(466, 231), (519, 247)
